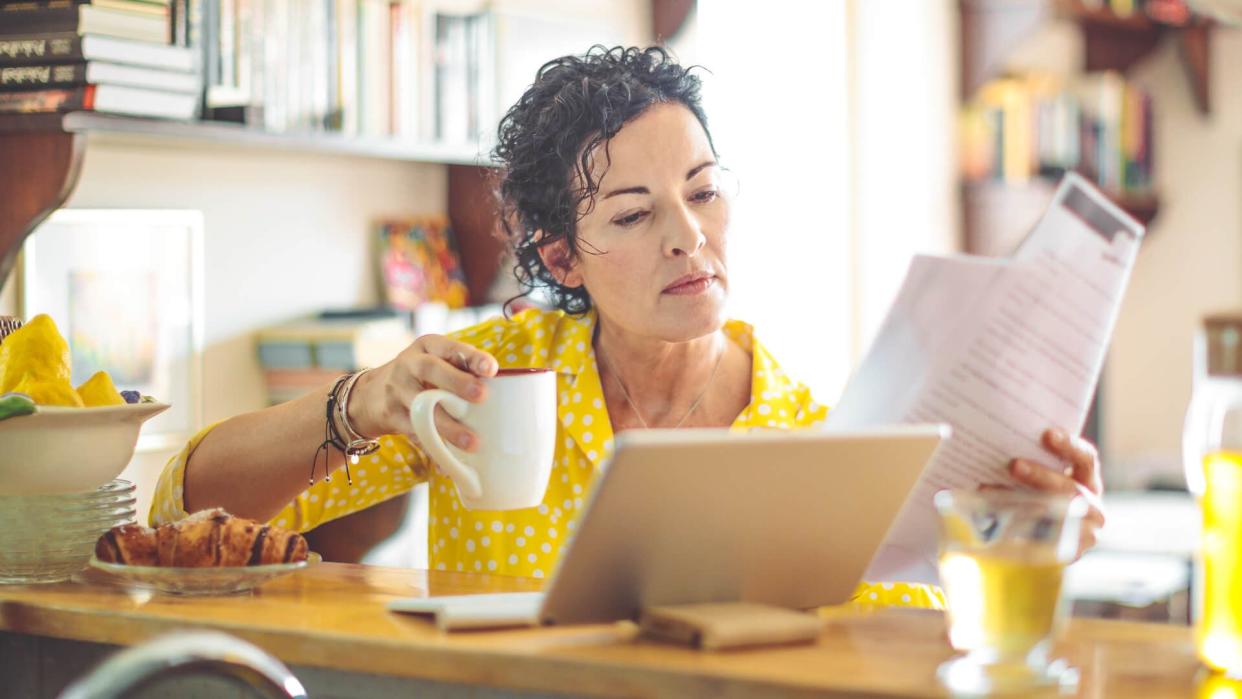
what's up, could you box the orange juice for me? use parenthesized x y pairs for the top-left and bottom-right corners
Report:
(939, 544), (1066, 658)
(1200, 451), (1242, 676)
(1200, 673), (1242, 699)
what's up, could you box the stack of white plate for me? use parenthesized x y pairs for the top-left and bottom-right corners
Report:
(0, 479), (137, 583)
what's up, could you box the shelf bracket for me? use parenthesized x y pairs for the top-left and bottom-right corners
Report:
(0, 130), (85, 288)
(1178, 22), (1211, 115)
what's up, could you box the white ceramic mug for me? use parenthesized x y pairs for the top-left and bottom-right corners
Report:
(408, 368), (557, 510)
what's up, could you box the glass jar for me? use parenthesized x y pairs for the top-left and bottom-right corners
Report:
(1184, 312), (1242, 676)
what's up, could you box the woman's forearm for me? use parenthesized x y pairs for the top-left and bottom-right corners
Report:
(183, 381), (347, 521)
(181, 335), (497, 522)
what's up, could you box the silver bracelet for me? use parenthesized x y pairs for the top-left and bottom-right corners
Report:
(337, 368), (381, 463)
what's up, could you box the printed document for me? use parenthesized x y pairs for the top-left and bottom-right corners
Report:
(825, 173), (1145, 583)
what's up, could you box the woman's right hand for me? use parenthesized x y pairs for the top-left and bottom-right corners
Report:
(347, 334), (498, 450)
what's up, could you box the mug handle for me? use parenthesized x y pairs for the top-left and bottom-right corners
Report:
(408, 389), (482, 500)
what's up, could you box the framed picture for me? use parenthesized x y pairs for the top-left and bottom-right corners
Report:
(20, 210), (205, 451)
(377, 216), (470, 311)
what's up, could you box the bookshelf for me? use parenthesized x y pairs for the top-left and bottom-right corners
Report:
(1069, 1), (1212, 114)
(961, 0), (1213, 114)
(956, 0), (1209, 254)
(0, 0), (682, 307)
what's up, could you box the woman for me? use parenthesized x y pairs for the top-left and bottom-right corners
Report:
(152, 47), (1104, 607)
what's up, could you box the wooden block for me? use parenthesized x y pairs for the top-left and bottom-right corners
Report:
(639, 602), (824, 651)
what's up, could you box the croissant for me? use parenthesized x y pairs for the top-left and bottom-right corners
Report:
(96, 523), (159, 566)
(96, 509), (308, 567)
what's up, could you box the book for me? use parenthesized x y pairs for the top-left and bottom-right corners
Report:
(80, 0), (172, 17)
(256, 315), (414, 371)
(390, 0), (417, 139)
(0, 0), (168, 12)
(0, 3), (170, 43)
(261, 367), (346, 405)
(0, 83), (197, 118)
(0, 33), (194, 70)
(358, 0), (390, 136)
(0, 61), (199, 92)
(433, 12), (468, 143)
(334, 0), (357, 135)
(169, 0), (186, 46)
(962, 71), (1152, 197)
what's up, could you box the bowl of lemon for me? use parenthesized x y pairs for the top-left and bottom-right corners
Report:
(0, 315), (169, 496)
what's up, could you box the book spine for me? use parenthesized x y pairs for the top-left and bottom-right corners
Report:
(0, 62), (86, 90)
(355, 0), (366, 134)
(0, 1), (88, 11)
(324, 0), (337, 130)
(433, 12), (448, 141)
(235, 0), (251, 106)
(310, 0), (328, 130)
(0, 4), (82, 35)
(388, 0), (398, 136)
(261, 0), (282, 131)
(0, 84), (92, 112)
(1140, 91), (1153, 190)
(198, 0), (217, 114)
(171, 0), (189, 46)
(335, 0), (356, 135)
(476, 10), (493, 142)
(248, 0), (265, 119)
(0, 34), (84, 66)
(218, 0), (235, 91)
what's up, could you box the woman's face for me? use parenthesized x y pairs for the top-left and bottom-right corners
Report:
(558, 102), (731, 343)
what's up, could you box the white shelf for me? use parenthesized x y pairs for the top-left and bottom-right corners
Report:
(2, 112), (497, 167)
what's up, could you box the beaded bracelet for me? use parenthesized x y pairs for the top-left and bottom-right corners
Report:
(309, 373), (357, 486)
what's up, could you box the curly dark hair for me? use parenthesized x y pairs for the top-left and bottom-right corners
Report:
(492, 45), (715, 315)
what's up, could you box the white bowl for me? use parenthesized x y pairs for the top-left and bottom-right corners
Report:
(0, 403), (169, 495)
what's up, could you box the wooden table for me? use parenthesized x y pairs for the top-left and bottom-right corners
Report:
(0, 561), (1221, 698)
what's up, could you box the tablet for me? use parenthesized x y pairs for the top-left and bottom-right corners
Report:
(389, 425), (947, 629)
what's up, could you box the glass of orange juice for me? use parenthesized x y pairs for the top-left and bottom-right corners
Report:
(934, 489), (1087, 695)
(1184, 313), (1242, 677)
(1199, 450), (1242, 676)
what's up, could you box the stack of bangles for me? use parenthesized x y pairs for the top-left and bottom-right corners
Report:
(309, 369), (382, 485)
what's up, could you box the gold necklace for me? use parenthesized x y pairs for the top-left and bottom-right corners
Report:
(598, 343), (725, 429)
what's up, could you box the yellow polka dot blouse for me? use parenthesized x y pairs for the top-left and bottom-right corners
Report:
(150, 308), (943, 610)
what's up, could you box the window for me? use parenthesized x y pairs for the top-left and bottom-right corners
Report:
(688, 2), (853, 400)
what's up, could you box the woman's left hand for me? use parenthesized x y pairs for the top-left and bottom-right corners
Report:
(1008, 428), (1106, 561)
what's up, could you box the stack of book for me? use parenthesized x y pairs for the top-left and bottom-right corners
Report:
(0, 0), (199, 121)
(431, 11), (493, 145)
(256, 310), (414, 406)
(201, 0), (496, 143)
(960, 71), (1153, 197)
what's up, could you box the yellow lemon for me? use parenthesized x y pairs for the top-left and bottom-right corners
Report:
(0, 314), (72, 393)
(76, 370), (125, 407)
(11, 373), (85, 407)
